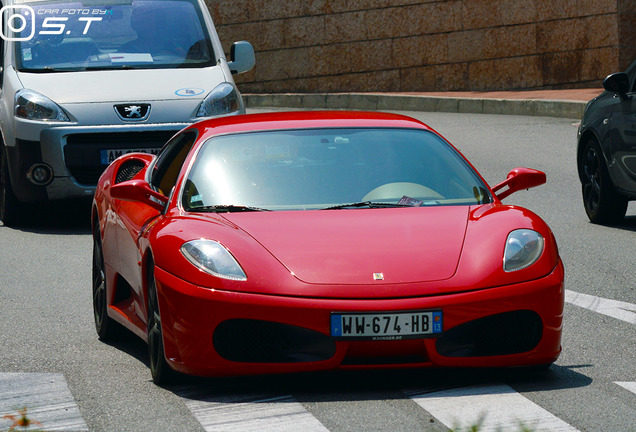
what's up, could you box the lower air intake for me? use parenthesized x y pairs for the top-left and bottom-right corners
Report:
(213, 319), (336, 363)
(436, 310), (543, 357)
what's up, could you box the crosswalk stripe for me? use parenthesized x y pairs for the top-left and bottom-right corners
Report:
(615, 382), (636, 395)
(406, 383), (579, 432)
(180, 391), (328, 432)
(0, 373), (88, 431)
(565, 290), (636, 324)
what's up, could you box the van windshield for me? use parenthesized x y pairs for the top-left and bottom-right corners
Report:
(13, 0), (216, 72)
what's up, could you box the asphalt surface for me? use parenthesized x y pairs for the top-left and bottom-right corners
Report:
(1, 104), (635, 431)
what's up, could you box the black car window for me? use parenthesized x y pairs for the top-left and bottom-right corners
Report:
(150, 130), (197, 195)
(627, 60), (636, 93)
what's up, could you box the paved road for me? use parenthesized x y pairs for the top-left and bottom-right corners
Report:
(0, 110), (634, 431)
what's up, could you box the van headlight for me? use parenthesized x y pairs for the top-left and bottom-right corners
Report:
(196, 83), (241, 117)
(15, 89), (70, 121)
(181, 239), (247, 281)
(503, 229), (544, 272)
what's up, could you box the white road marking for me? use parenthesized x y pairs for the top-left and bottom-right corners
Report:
(407, 383), (579, 431)
(565, 290), (636, 325)
(616, 382), (636, 395)
(0, 373), (88, 431)
(181, 392), (328, 432)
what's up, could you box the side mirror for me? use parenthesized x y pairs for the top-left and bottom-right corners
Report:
(110, 179), (168, 212)
(603, 72), (630, 101)
(491, 168), (546, 201)
(228, 41), (255, 75)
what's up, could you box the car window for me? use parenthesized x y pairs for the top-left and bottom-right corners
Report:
(150, 130), (197, 196)
(182, 128), (492, 211)
(626, 60), (636, 93)
(14, 0), (215, 72)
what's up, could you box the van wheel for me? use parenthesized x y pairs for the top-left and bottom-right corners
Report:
(0, 147), (23, 227)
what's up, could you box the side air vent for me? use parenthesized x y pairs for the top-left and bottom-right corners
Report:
(115, 160), (146, 184)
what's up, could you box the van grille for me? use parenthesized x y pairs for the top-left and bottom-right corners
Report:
(64, 131), (177, 185)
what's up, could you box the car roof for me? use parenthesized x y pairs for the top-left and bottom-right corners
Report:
(191, 111), (435, 140)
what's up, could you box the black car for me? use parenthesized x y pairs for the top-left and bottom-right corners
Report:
(577, 59), (636, 224)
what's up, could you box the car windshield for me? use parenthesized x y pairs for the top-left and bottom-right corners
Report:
(14, 0), (215, 72)
(182, 128), (492, 212)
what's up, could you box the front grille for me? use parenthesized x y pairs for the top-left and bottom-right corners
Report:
(64, 131), (177, 185)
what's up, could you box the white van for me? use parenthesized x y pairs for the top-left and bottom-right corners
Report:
(0, 0), (254, 225)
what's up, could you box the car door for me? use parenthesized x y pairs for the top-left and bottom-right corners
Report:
(114, 130), (197, 325)
(608, 63), (636, 193)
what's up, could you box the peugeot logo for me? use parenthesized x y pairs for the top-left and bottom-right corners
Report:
(114, 103), (151, 122)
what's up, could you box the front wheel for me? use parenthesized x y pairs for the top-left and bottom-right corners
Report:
(580, 138), (627, 224)
(147, 261), (176, 385)
(93, 221), (118, 340)
(0, 147), (23, 227)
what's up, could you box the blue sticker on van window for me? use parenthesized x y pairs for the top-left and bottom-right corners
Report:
(175, 88), (205, 97)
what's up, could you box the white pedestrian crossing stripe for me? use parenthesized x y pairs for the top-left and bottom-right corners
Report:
(180, 391), (328, 432)
(0, 373), (88, 431)
(406, 383), (579, 432)
(615, 382), (636, 395)
(565, 290), (636, 325)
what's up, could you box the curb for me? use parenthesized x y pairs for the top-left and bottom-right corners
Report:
(244, 93), (586, 119)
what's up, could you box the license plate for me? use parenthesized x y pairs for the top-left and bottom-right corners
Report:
(100, 148), (160, 165)
(331, 310), (442, 340)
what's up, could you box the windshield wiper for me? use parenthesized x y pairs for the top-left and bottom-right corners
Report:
(192, 204), (270, 213)
(85, 65), (139, 71)
(322, 201), (414, 210)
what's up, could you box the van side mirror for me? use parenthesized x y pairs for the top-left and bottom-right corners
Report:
(110, 179), (168, 212)
(603, 72), (630, 101)
(228, 41), (255, 75)
(491, 168), (546, 201)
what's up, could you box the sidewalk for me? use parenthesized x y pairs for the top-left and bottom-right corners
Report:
(244, 88), (603, 119)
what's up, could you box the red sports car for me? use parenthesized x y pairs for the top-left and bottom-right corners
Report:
(91, 111), (564, 384)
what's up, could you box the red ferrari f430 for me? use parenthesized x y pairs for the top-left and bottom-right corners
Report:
(91, 111), (564, 384)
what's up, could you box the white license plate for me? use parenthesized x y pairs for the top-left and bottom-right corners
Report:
(331, 310), (442, 340)
(100, 148), (160, 165)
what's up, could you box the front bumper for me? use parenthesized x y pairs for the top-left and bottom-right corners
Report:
(8, 123), (186, 203)
(154, 260), (565, 377)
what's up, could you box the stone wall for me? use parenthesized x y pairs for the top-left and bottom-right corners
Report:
(206, 0), (636, 93)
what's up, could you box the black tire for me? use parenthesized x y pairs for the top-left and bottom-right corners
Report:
(0, 147), (23, 227)
(147, 261), (176, 385)
(93, 221), (119, 340)
(580, 138), (628, 224)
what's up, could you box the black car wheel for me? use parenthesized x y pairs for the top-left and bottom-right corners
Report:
(147, 261), (176, 385)
(581, 138), (628, 224)
(0, 147), (22, 227)
(93, 221), (118, 340)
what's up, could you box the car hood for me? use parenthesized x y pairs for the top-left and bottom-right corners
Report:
(16, 67), (225, 104)
(224, 207), (470, 285)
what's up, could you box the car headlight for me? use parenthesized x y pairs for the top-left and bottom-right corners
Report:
(181, 239), (247, 281)
(195, 83), (241, 117)
(503, 229), (544, 272)
(15, 89), (70, 121)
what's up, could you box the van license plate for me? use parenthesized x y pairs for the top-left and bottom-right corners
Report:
(100, 148), (160, 165)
